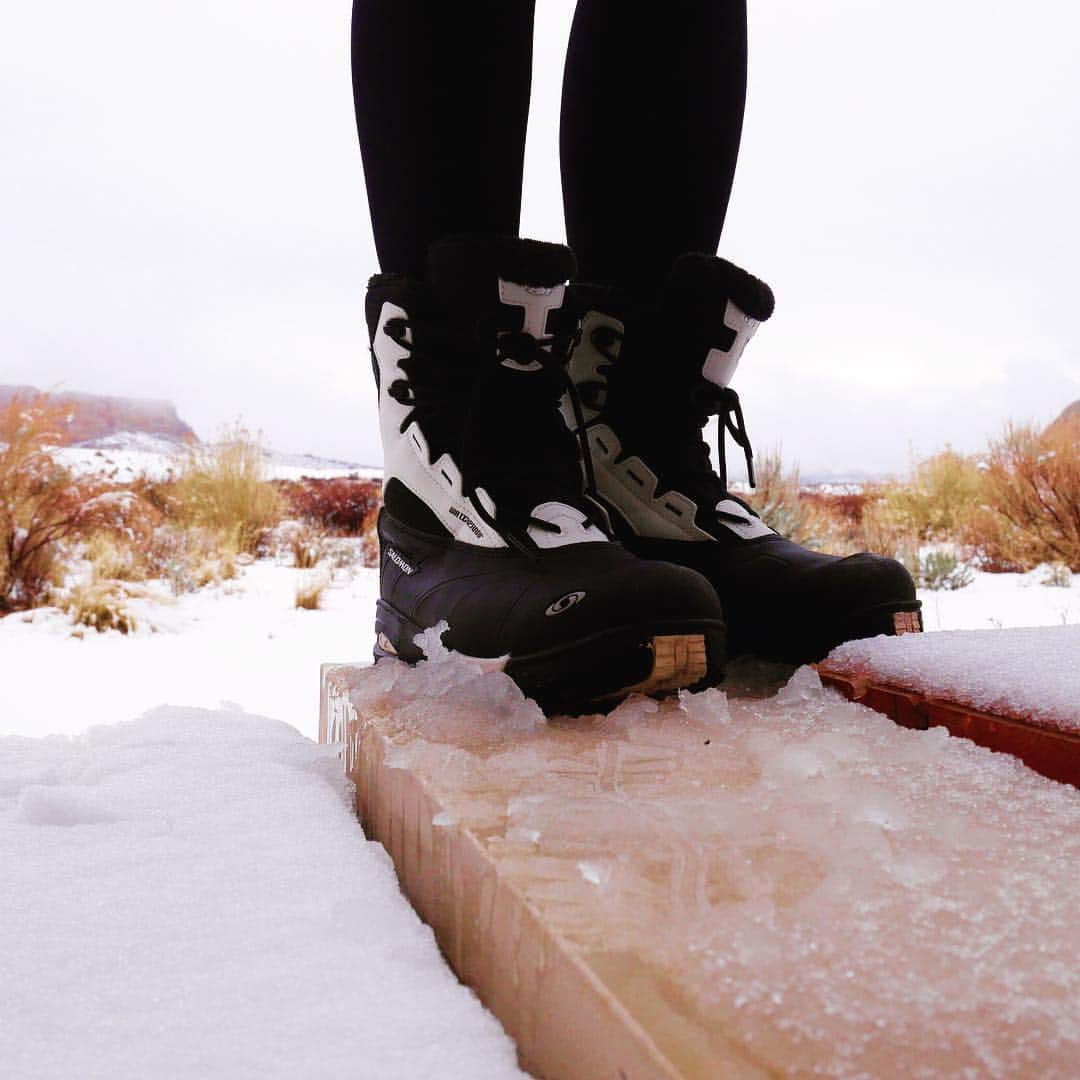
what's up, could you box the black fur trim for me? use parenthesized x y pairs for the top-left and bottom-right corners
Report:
(428, 234), (577, 287)
(667, 253), (775, 322)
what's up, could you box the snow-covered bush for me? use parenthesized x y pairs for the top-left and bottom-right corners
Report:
(275, 519), (327, 569)
(1039, 562), (1072, 588)
(917, 549), (974, 591)
(62, 581), (137, 635)
(294, 572), (328, 610)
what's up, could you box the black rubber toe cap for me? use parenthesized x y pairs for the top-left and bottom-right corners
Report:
(506, 546), (724, 655)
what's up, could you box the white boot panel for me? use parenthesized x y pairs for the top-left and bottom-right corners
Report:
(373, 299), (507, 549)
(497, 279), (566, 371)
(588, 424), (713, 542)
(526, 501), (607, 549)
(714, 498), (773, 540)
(702, 299), (760, 388)
(588, 425), (774, 543)
(561, 309), (624, 430)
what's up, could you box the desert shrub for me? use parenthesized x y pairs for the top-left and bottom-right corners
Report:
(972, 424), (1080, 571)
(63, 581), (137, 635)
(360, 505), (380, 568)
(855, 497), (921, 577)
(277, 476), (382, 535)
(883, 448), (984, 541)
(0, 394), (121, 611)
(85, 532), (146, 582)
(294, 572), (328, 610)
(918, 549), (974, 591)
(171, 426), (283, 555)
(145, 524), (239, 595)
(1039, 562), (1072, 588)
(743, 447), (838, 550)
(276, 519), (327, 569)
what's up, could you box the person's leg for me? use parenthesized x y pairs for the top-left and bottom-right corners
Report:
(352, 0), (537, 277)
(560, 0), (747, 297)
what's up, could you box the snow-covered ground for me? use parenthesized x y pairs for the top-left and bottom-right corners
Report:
(0, 557), (1076, 1076)
(52, 433), (381, 483)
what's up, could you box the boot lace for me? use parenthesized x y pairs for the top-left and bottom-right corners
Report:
(384, 314), (601, 552)
(586, 324), (760, 525)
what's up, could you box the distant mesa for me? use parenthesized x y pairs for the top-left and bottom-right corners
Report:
(1044, 400), (1080, 440)
(0, 385), (197, 446)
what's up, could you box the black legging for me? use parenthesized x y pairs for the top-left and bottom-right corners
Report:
(351, 0), (746, 300)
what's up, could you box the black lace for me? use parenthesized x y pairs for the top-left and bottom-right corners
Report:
(588, 324), (760, 525)
(384, 314), (601, 552)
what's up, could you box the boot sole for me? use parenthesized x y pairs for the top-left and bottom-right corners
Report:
(614, 633), (710, 698)
(373, 599), (725, 714)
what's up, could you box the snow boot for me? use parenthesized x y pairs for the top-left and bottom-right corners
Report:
(563, 253), (922, 665)
(365, 237), (726, 711)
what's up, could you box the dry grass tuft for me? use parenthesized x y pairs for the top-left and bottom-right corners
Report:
(62, 581), (137, 635)
(171, 425), (283, 555)
(276, 519), (327, 569)
(294, 572), (328, 610)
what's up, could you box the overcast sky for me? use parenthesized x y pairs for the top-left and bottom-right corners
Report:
(2, 1), (1078, 478)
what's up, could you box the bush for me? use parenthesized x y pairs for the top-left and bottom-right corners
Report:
(971, 424), (1080, 571)
(743, 447), (837, 550)
(883, 448), (984, 541)
(851, 497), (920, 576)
(1039, 562), (1072, 588)
(85, 532), (147, 583)
(0, 394), (94, 611)
(918, 549), (974, 591)
(63, 581), (137, 635)
(294, 572), (328, 610)
(276, 519), (327, 569)
(277, 476), (382, 535)
(145, 524), (239, 596)
(171, 425), (283, 555)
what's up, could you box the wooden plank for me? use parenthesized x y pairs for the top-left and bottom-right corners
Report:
(817, 668), (1080, 788)
(321, 664), (771, 1079)
(321, 662), (1080, 1078)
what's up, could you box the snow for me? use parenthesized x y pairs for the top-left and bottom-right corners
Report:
(0, 560), (380, 740)
(50, 435), (381, 483)
(337, 657), (1080, 1076)
(918, 565), (1080, 632)
(825, 625), (1080, 734)
(0, 708), (523, 1079)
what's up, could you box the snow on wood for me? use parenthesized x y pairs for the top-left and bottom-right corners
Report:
(323, 652), (1080, 1079)
(818, 627), (1080, 787)
(822, 626), (1080, 735)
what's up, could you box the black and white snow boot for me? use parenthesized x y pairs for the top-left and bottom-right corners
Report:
(365, 237), (726, 711)
(563, 253), (922, 665)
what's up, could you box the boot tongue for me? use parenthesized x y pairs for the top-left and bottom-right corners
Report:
(428, 236), (576, 353)
(428, 237), (602, 545)
(660, 254), (775, 387)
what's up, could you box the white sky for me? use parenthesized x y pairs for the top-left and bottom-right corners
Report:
(2, 1), (1078, 478)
